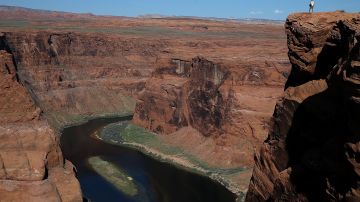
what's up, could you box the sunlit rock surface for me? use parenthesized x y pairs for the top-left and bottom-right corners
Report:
(0, 50), (82, 201)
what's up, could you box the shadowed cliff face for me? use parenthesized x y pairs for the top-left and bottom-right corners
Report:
(133, 57), (230, 136)
(188, 58), (229, 135)
(0, 42), (40, 123)
(246, 12), (360, 201)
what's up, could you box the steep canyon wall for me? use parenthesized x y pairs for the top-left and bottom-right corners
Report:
(246, 12), (360, 201)
(0, 46), (82, 201)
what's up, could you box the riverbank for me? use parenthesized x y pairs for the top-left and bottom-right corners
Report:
(47, 105), (250, 202)
(41, 94), (136, 133)
(48, 111), (134, 133)
(97, 121), (251, 202)
(60, 117), (237, 202)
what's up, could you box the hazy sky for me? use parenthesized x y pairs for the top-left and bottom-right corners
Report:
(0, 0), (359, 20)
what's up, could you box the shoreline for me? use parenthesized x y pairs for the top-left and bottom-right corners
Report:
(109, 140), (246, 199)
(47, 112), (134, 134)
(54, 114), (247, 202)
(95, 120), (249, 202)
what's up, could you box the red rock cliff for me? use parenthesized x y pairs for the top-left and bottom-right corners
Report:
(133, 57), (231, 136)
(0, 40), (82, 201)
(1, 32), (157, 124)
(246, 12), (360, 201)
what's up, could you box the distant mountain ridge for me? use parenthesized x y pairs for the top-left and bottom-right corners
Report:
(0, 5), (284, 24)
(0, 5), (105, 20)
(138, 14), (284, 24)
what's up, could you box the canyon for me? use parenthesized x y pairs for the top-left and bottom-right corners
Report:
(0, 6), (289, 201)
(3, 5), (359, 202)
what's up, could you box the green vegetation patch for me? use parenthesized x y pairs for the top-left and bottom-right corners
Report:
(0, 20), (29, 28)
(88, 156), (138, 196)
(102, 122), (184, 155)
(99, 121), (250, 200)
(101, 122), (246, 177)
(46, 111), (133, 132)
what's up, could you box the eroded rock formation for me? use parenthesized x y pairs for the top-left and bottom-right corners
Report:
(132, 53), (289, 186)
(133, 57), (231, 136)
(0, 46), (82, 201)
(246, 12), (360, 201)
(0, 32), (158, 127)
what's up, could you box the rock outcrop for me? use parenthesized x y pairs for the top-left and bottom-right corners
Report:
(0, 48), (82, 201)
(0, 50), (40, 123)
(132, 53), (288, 183)
(133, 57), (231, 136)
(246, 12), (360, 201)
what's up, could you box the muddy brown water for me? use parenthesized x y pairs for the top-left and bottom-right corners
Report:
(60, 117), (236, 202)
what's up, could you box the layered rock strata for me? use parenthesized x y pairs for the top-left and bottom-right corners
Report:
(132, 53), (288, 177)
(0, 48), (82, 201)
(246, 12), (360, 201)
(134, 57), (231, 136)
(0, 32), (155, 128)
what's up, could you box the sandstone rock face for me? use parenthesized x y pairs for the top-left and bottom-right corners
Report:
(134, 57), (231, 136)
(1, 32), (154, 128)
(132, 52), (288, 177)
(0, 49), (82, 201)
(246, 12), (360, 201)
(0, 50), (40, 123)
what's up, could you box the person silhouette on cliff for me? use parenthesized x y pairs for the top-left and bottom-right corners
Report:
(309, 0), (315, 13)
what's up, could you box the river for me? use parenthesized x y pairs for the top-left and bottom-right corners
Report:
(60, 117), (236, 202)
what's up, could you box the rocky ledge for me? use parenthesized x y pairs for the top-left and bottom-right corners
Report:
(246, 12), (360, 201)
(0, 49), (82, 201)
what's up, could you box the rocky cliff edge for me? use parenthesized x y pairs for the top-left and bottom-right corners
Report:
(246, 12), (360, 201)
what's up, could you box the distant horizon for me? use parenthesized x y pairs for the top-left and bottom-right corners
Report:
(0, 0), (359, 20)
(0, 5), (287, 22)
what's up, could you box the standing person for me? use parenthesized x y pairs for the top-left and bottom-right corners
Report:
(309, 0), (315, 13)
